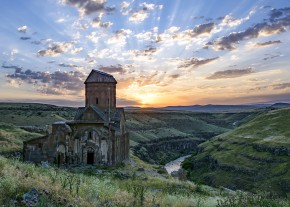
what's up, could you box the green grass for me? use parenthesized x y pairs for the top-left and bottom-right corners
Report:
(125, 109), (261, 164)
(0, 122), (42, 153)
(0, 155), (225, 207)
(183, 108), (290, 195)
(0, 103), (76, 126)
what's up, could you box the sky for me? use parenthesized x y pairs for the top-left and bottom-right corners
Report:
(0, 0), (290, 107)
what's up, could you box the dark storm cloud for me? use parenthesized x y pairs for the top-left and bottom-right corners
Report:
(98, 64), (127, 74)
(193, 22), (215, 35)
(6, 68), (86, 95)
(178, 57), (219, 69)
(210, 7), (290, 50)
(206, 68), (254, 79)
(20, 37), (31, 40)
(255, 40), (281, 47)
(62, 0), (115, 16)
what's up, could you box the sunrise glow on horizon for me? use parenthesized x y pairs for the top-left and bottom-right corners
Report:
(0, 0), (290, 107)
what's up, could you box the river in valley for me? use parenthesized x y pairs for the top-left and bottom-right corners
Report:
(164, 155), (191, 174)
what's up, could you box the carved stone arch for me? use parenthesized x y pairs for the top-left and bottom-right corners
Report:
(75, 127), (101, 139)
(75, 126), (110, 165)
(86, 146), (95, 165)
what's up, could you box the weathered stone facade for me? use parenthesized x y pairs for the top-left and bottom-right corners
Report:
(23, 70), (129, 166)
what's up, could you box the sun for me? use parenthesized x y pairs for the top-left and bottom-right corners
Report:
(138, 93), (158, 106)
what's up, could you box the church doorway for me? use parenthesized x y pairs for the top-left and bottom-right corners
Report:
(87, 151), (94, 164)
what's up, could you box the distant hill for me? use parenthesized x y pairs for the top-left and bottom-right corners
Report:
(0, 103), (76, 126)
(160, 104), (269, 112)
(182, 107), (290, 195)
(270, 102), (290, 109)
(160, 103), (290, 112)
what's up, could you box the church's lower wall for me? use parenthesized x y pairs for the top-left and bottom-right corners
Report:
(23, 122), (129, 167)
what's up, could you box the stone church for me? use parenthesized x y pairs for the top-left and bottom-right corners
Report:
(23, 70), (129, 166)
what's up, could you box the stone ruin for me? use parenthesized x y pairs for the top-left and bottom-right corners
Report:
(23, 69), (129, 166)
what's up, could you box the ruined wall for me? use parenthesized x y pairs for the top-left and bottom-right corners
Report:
(23, 136), (48, 163)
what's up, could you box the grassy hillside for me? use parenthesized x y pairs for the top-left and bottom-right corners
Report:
(126, 109), (260, 164)
(0, 103), (76, 126)
(183, 108), (290, 195)
(0, 123), (42, 153)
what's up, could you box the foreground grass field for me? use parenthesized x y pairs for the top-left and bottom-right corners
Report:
(0, 155), (224, 207)
(1, 155), (289, 207)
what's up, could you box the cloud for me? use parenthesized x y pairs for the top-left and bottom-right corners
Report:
(177, 57), (219, 69)
(252, 82), (290, 91)
(91, 17), (113, 28)
(37, 42), (74, 57)
(70, 47), (83, 54)
(153, 23), (215, 45)
(210, 7), (290, 50)
(20, 37), (31, 40)
(206, 68), (255, 79)
(128, 2), (162, 23)
(31, 40), (42, 45)
(218, 12), (254, 28)
(129, 10), (148, 23)
(117, 77), (135, 89)
(116, 98), (140, 106)
(272, 83), (290, 90)
(263, 52), (282, 61)
(61, 0), (115, 17)
(58, 63), (78, 68)
(2, 63), (22, 71)
(98, 64), (127, 74)
(17, 26), (28, 33)
(255, 40), (281, 47)
(6, 68), (86, 95)
(193, 22), (215, 35)
(120, 1), (130, 15)
(133, 47), (157, 56)
(135, 31), (154, 41)
(169, 74), (181, 79)
(107, 29), (132, 46)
